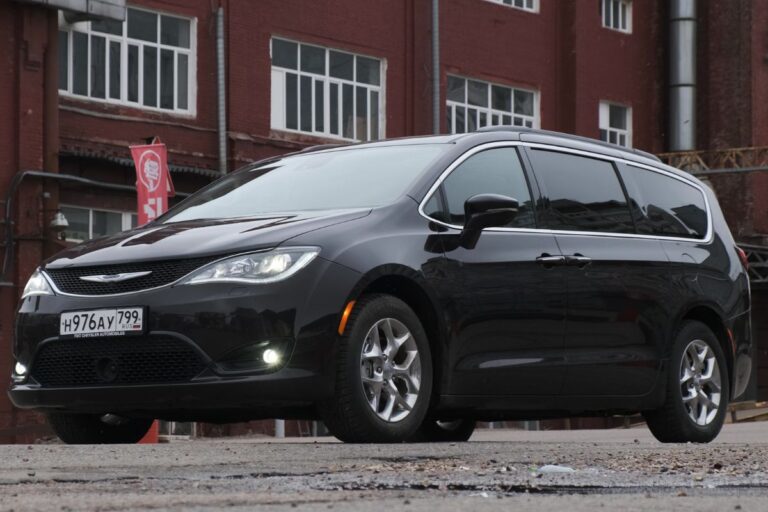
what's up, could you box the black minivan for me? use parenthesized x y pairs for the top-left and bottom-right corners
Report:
(9, 128), (751, 444)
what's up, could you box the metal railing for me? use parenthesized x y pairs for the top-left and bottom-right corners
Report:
(741, 244), (768, 287)
(658, 146), (768, 174)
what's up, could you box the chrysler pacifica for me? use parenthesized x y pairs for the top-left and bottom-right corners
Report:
(9, 128), (752, 444)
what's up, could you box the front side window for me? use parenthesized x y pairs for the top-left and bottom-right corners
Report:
(599, 102), (632, 148)
(447, 76), (538, 134)
(426, 147), (535, 228)
(162, 145), (447, 223)
(619, 166), (708, 239)
(528, 149), (634, 233)
(58, 8), (195, 114)
(61, 206), (137, 243)
(601, 0), (632, 33)
(485, 0), (538, 12)
(270, 38), (384, 142)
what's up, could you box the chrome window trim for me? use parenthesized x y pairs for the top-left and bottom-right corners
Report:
(417, 141), (714, 244)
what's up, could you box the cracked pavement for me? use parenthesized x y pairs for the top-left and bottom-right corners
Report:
(1, 423), (767, 511)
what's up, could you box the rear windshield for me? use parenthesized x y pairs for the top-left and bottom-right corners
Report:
(161, 144), (446, 223)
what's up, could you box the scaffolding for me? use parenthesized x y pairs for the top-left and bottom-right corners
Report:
(658, 146), (768, 174)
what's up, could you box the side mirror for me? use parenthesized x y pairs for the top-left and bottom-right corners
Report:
(459, 194), (519, 249)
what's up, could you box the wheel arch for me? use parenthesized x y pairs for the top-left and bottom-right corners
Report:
(345, 265), (447, 397)
(680, 304), (735, 399)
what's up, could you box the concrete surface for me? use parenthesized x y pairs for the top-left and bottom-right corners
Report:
(1, 422), (767, 511)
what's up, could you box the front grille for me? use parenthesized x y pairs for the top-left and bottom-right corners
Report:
(31, 335), (208, 387)
(45, 256), (220, 295)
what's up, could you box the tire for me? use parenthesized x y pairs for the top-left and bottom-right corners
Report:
(47, 413), (153, 444)
(319, 294), (433, 443)
(643, 321), (730, 443)
(410, 419), (476, 442)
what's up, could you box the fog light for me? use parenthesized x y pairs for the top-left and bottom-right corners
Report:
(262, 349), (280, 365)
(14, 362), (27, 376)
(215, 338), (292, 373)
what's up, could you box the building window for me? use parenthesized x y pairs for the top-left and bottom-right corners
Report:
(485, 0), (538, 12)
(446, 76), (539, 134)
(601, 0), (632, 33)
(270, 38), (384, 142)
(599, 102), (632, 147)
(61, 206), (137, 243)
(58, 8), (195, 114)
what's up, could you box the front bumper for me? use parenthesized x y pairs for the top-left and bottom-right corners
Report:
(8, 257), (360, 416)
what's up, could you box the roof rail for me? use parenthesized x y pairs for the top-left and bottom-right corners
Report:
(296, 143), (349, 154)
(475, 126), (661, 162)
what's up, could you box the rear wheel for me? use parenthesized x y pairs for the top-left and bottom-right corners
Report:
(643, 321), (729, 443)
(411, 419), (476, 442)
(320, 294), (433, 443)
(47, 413), (153, 444)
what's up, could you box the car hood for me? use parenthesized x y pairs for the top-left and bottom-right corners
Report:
(44, 208), (371, 269)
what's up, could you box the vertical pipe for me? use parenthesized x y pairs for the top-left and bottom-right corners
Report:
(432, 0), (440, 134)
(216, 6), (227, 174)
(44, 10), (59, 174)
(669, 0), (697, 151)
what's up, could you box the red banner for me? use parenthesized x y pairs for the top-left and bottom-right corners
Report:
(130, 140), (175, 225)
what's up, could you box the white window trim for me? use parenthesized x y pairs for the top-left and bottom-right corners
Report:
(601, 0), (632, 33)
(61, 205), (136, 243)
(58, 8), (197, 117)
(484, 0), (539, 13)
(270, 37), (386, 142)
(446, 75), (540, 134)
(599, 101), (632, 148)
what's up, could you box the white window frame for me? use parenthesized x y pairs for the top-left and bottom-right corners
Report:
(61, 205), (137, 243)
(446, 75), (539, 134)
(58, 7), (197, 116)
(599, 101), (632, 148)
(270, 37), (386, 142)
(484, 0), (539, 13)
(601, 0), (632, 33)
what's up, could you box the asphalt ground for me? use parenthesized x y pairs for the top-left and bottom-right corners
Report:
(1, 422), (767, 511)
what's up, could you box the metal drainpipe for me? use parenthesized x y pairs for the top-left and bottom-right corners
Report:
(432, 0), (440, 134)
(669, 0), (697, 151)
(216, 6), (227, 174)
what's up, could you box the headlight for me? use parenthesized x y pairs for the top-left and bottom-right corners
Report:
(181, 247), (320, 285)
(22, 269), (54, 299)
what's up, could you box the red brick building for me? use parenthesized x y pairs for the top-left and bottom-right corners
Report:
(1, 0), (766, 441)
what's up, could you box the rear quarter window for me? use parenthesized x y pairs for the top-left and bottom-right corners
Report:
(618, 165), (708, 239)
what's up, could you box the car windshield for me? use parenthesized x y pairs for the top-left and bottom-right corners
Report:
(161, 144), (447, 223)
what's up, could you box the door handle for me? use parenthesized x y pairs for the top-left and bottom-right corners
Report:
(565, 254), (592, 268)
(536, 254), (567, 268)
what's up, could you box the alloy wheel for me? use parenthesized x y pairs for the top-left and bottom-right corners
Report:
(680, 339), (722, 426)
(360, 318), (421, 423)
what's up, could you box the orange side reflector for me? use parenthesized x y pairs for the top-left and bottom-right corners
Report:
(338, 300), (356, 336)
(727, 327), (736, 354)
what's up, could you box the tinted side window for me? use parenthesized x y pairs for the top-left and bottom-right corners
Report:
(528, 149), (635, 233)
(621, 166), (708, 239)
(422, 194), (444, 220)
(436, 147), (535, 227)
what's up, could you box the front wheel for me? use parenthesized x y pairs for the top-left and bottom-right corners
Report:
(643, 321), (729, 443)
(320, 294), (433, 443)
(47, 413), (153, 444)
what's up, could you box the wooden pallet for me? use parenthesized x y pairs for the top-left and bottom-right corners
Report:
(727, 401), (768, 423)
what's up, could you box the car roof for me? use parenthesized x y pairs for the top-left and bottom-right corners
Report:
(303, 127), (661, 164)
(473, 126), (662, 162)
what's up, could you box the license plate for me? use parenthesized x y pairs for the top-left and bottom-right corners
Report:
(60, 307), (144, 338)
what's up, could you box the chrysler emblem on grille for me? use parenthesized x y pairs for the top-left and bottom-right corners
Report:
(79, 271), (152, 283)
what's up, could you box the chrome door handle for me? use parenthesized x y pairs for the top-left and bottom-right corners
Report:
(565, 254), (592, 268)
(536, 254), (566, 268)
